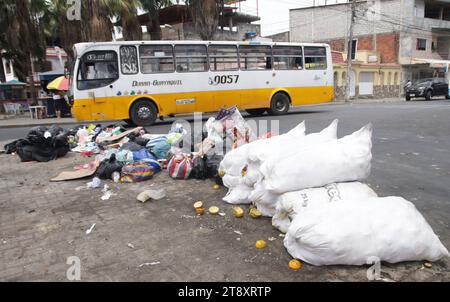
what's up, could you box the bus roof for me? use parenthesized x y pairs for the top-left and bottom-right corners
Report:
(74, 41), (330, 57)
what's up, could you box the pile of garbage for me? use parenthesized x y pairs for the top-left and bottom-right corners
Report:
(219, 120), (450, 266)
(48, 107), (252, 185)
(5, 126), (70, 162)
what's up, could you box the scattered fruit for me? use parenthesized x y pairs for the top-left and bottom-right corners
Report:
(233, 207), (244, 218)
(213, 184), (220, 190)
(255, 240), (267, 249)
(424, 262), (433, 269)
(209, 206), (220, 215)
(194, 201), (205, 215)
(289, 259), (302, 271)
(249, 207), (262, 218)
(218, 170), (225, 178)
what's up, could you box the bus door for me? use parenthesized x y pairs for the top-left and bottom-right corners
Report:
(77, 50), (119, 120)
(303, 46), (330, 101)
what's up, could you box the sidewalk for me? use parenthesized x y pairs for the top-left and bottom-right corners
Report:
(0, 98), (405, 129)
(0, 116), (119, 129)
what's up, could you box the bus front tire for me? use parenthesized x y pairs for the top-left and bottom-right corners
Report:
(245, 108), (267, 116)
(269, 93), (290, 115)
(130, 99), (158, 126)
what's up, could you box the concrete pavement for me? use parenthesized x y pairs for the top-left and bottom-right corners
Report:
(1, 100), (449, 281)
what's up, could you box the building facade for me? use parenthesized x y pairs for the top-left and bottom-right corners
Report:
(290, 0), (450, 99)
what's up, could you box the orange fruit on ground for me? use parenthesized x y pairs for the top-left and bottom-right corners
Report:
(193, 201), (203, 209)
(249, 207), (262, 219)
(213, 184), (220, 190)
(195, 207), (205, 215)
(289, 259), (302, 271)
(255, 240), (267, 249)
(233, 207), (244, 218)
(209, 206), (220, 215)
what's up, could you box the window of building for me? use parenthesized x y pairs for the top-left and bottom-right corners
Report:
(140, 45), (174, 74)
(394, 72), (398, 85)
(273, 46), (303, 70)
(120, 46), (138, 75)
(304, 46), (327, 70)
(424, 4), (441, 19)
(239, 45), (272, 70)
(209, 45), (239, 71)
(175, 45), (208, 72)
(77, 51), (119, 90)
(350, 39), (358, 60)
(417, 39), (427, 51)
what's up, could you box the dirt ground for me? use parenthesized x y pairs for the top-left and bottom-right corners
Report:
(0, 151), (449, 282)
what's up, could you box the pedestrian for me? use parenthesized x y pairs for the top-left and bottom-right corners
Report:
(53, 91), (63, 118)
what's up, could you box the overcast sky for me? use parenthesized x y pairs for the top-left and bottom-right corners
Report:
(240, 0), (349, 36)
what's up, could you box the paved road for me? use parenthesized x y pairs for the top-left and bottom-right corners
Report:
(1, 100), (449, 281)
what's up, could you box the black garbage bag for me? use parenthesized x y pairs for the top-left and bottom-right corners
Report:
(190, 156), (208, 180)
(14, 125), (70, 162)
(16, 140), (59, 162)
(53, 133), (70, 158)
(206, 154), (224, 185)
(96, 154), (124, 180)
(4, 139), (27, 154)
(27, 126), (48, 145)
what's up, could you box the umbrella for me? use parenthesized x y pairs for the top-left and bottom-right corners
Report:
(47, 76), (69, 91)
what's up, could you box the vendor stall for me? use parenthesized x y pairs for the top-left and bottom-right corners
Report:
(0, 80), (28, 114)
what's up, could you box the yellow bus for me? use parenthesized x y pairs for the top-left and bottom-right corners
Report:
(70, 41), (334, 126)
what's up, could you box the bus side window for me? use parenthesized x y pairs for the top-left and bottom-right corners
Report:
(209, 45), (239, 71)
(273, 46), (303, 70)
(239, 45), (272, 71)
(304, 47), (327, 70)
(139, 45), (174, 74)
(175, 45), (208, 72)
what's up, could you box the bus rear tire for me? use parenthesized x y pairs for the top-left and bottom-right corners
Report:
(245, 108), (267, 116)
(130, 99), (158, 126)
(269, 93), (290, 116)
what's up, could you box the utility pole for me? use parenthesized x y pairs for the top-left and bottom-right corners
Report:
(345, 0), (357, 103)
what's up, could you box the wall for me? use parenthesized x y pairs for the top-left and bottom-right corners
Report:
(265, 31), (290, 42)
(321, 32), (400, 64)
(333, 63), (401, 99)
(289, 0), (405, 43)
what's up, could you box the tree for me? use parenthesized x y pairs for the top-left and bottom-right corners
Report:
(186, 0), (220, 40)
(109, 0), (143, 41)
(140, 0), (173, 40)
(0, 0), (48, 103)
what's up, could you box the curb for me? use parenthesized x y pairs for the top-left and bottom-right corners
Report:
(0, 120), (122, 129)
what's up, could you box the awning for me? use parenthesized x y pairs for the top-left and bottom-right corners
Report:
(38, 69), (65, 81)
(411, 58), (450, 69)
(0, 80), (27, 90)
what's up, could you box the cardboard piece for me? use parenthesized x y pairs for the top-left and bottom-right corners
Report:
(96, 127), (143, 144)
(51, 167), (97, 182)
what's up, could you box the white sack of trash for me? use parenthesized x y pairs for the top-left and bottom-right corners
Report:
(259, 123), (373, 195)
(221, 120), (339, 205)
(284, 196), (450, 266)
(219, 121), (306, 178)
(272, 182), (378, 233)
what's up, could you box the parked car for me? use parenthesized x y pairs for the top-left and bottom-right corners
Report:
(405, 78), (450, 101)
